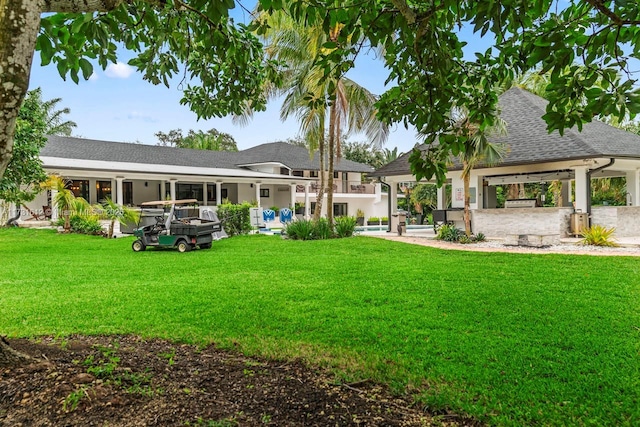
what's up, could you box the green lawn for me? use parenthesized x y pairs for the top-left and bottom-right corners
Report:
(1, 228), (639, 426)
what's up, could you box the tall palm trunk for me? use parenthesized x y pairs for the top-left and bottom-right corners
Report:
(327, 105), (338, 225)
(314, 122), (325, 221)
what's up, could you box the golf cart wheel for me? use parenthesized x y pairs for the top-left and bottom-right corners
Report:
(177, 240), (191, 253)
(200, 242), (212, 249)
(132, 239), (146, 252)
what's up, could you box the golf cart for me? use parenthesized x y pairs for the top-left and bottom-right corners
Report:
(132, 199), (221, 252)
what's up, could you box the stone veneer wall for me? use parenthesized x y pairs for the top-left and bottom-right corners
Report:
(471, 207), (574, 237)
(591, 206), (640, 236)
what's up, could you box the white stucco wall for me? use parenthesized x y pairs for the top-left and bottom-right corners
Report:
(472, 207), (574, 237)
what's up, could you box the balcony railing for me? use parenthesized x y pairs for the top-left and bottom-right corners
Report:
(296, 181), (376, 194)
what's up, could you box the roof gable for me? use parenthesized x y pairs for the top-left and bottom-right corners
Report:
(372, 87), (640, 177)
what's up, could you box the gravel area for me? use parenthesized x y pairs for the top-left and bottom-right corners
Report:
(372, 235), (640, 256)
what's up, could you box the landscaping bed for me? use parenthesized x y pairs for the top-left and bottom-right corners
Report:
(0, 335), (476, 426)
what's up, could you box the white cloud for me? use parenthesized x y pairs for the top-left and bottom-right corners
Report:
(126, 111), (158, 123)
(105, 62), (134, 79)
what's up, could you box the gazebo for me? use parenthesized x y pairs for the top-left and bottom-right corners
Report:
(371, 87), (640, 238)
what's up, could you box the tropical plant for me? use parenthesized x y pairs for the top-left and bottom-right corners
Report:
(334, 216), (357, 238)
(580, 225), (618, 247)
(436, 224), (462, 242)
(97, 198), (139, 239)
(217, 202), (252, 237)
(284, 219), (315, 240)
(41, 175), (75, 232)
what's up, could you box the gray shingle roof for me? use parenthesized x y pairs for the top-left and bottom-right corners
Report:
(372, 87), (640, 177)
(41, 137), (373, 173)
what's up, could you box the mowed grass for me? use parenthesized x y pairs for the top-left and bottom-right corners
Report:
(1, 228), (639, 426)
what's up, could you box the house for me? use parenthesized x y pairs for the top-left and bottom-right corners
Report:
(371, 87), (640, 238)
(20, 136), (389, 222)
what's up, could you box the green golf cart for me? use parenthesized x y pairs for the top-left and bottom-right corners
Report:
(132, 199), (221, 252)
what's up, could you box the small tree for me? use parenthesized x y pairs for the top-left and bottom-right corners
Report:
(41, 175), (74, 232)
(98, 198), (139, 239)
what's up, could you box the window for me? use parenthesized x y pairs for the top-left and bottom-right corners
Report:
(280, 167), (290, 175)
(310, 170), (319, 178)
(292, 170), (304, 177)
(176, 183), (203, 201)
(260, 188), (270, 198)
(333, 171), (339, 179)
(123, 182), (133, 205)
(333, 203), (348, 217)
(96, 180), (112, 202)
(68, 180), (89, 200)
(207, 184), (216, 204)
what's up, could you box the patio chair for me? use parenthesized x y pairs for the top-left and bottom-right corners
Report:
(279, 208), (293, 224)
(262, 209), (275, 229)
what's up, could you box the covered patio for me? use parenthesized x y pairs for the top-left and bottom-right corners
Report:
(372, 87), (640, 239)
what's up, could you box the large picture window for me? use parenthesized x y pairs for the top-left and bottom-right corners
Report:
(96, 180), (112, 203)
(176, 183), (203, 201)
(68, 180), (89, 201)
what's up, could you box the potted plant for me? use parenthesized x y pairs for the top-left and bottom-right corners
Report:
(356, 209), (365, 226)
(381, 216), (389, 225)
(294, 202), (305, 215)
(367, 216), (379, 225)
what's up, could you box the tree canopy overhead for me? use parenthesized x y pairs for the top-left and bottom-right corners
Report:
(2, 0), (640, 187)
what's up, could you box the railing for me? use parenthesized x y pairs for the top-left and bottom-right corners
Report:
(296, 181), (376, 194)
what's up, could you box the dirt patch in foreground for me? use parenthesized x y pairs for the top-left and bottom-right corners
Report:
(0, 335), (478, 426)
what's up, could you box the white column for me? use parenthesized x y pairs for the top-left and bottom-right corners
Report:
(389, 180), (398, 214)
(473, 175), (484, 209)
(169, 179), (177, 200)
(216, 181), (223, 205)
(304, 183), (310, 219)
(203, 182), (208, 206)
(437, 184), (447, 210)
(290, 183), (297, 208)
(255, 182), (261, 207)
(161, 180), (167, 200)
(50, 189), (58, 221)
(573, 166), (589, 212)
(115, 177), (124, 206)
(626, 170), (640, 206)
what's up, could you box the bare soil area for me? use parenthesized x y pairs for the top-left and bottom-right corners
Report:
(0, 335), (479, 426)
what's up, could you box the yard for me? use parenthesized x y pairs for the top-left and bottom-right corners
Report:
(1, 228), (639, 426)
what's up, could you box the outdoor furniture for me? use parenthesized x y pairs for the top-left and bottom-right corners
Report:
(43, 206), (52, 219)
(279, 208), (293, 224)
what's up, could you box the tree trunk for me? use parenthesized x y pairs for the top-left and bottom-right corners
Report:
(0, 336), (32, 367)
(313, 117), (325, 221)
(0, 0), (42, 179)
(326, 106), (337, 226)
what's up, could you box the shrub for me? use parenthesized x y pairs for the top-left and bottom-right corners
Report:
(367, 216), (379, 223)
(312, 218), (333, 240)
(580, 225), (618, 247)
(217, 202), (252, 236)
(68, 214), (104, 235)
(284, 220), (315, 240)
(474, 232), (486, 242)
(436, 224), (462, 242)
(334, 216), (357, 238)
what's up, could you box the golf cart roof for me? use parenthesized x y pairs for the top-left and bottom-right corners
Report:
(140, 199), (198, 206)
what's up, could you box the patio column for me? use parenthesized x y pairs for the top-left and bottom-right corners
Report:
(290, 183), (297, 208)
(160, 180), (167, 200)
(573, 166), (588, 212)
(203, 182), (208, 206)
(560, 180), (570, 207)
(169, 179), (177, 200)
(115, 176), (124, 206)
(255, 182), (261, 207)
(216, 181), (223, 205)
(50, 189), (58, 221)
(389, 180), (398, 213)
(304, 183), (310, 219)
(437, 184), (447, 210)
(626, 170), (640, 206)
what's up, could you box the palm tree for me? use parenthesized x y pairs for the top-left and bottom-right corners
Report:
(245, 8), (388, 223)
(98, 198), (139, 238)
(26, 88), (77, 136)
(41, 175), (75, 232)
